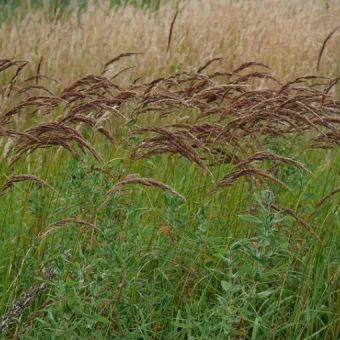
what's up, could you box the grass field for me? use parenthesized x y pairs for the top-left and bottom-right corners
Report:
(0, 0), (339, 339)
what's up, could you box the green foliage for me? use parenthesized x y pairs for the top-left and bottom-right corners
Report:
(0, 0), (162, 17)
(0, 139), (339, 338)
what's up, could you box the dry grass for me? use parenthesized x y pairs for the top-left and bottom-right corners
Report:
(0, 0), (339, 88)
(1, 58), (339, 200)
(103, 173), (186, 206)
(0, 174), (58, 196)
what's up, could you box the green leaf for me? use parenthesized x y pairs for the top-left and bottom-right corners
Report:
(238, 214), (262, 224)
(95, 314), (111, 325)
(221, 280), (232, 292)
(251, 316), (261, 340)
(257, 289), (275, 299)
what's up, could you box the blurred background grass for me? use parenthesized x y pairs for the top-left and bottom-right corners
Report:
(0, 0), (162, 15)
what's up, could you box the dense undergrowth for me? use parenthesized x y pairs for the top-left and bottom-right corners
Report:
(0, 1), (339, 339)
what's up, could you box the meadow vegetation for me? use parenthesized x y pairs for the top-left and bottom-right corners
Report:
(0, 0), (339, 338)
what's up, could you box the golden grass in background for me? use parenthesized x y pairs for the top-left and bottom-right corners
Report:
(0, 0), (339, 88)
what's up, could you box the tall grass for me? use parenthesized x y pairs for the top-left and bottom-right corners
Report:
(0, 0), (340, 86)
(0, 0), (339, 338)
